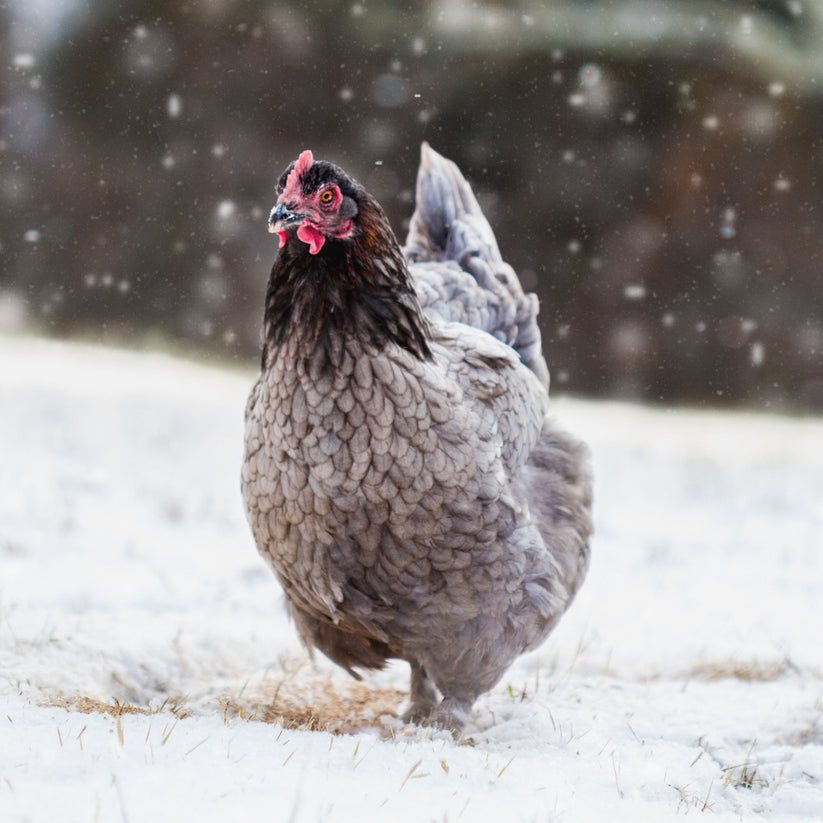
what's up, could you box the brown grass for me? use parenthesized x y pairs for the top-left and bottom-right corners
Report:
(669, 780), (714, 813)
(45, 696), (193, 719)
(219, 681), (407, 735)
(43, 682), (408, 737)
(684, 658), (797, 682)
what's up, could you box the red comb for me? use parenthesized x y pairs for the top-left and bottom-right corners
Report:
(284, 149), (314, 197)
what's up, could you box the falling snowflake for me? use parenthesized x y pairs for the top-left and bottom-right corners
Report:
(578, 64), (602, 88)
(13, 53), (36, 69)
(167, 94), (182, 118)
(751, 342), (765, 367)
(774, 177), (791, 192)
(720, 208), (737, 239)
(624, 284), (647, 301)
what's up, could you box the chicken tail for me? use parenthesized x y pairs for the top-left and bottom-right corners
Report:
(405, 142), (549, 386)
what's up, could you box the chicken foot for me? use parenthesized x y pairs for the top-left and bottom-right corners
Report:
(402, 661), (439, 723)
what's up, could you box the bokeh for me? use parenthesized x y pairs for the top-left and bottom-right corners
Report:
(2, 0), (822, 410)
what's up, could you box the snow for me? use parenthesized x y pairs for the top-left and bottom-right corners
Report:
(1, 334), (822, 822)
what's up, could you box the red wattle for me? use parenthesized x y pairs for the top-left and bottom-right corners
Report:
(277, 230), (288, 248)
(297, 223), (326, 255)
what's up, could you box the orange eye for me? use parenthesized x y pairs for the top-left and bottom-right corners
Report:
(320, 188), (335, 205)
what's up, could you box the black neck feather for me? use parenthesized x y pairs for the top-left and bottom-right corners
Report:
(261, 200), (432, 371)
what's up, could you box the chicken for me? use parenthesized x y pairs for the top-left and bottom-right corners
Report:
(242, 144), (592, 729)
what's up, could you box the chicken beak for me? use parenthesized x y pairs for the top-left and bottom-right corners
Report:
(268, 202), (308, 234)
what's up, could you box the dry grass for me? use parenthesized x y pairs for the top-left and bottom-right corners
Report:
(781, 712), (822, 746)
(45, 695), (193, 719)
(220, 681), (407, 735)
(42, 681), (408, 737)
(684, 658), (798, 682)
(722, 762), (768, 790)
(668, 780), (714, 813)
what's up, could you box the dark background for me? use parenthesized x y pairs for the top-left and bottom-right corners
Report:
(2, 0), (822, 411)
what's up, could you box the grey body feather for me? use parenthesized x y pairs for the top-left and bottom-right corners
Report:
(242, 144), (592, 728)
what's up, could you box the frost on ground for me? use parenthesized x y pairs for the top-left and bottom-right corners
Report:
(1, 335), (822, 822)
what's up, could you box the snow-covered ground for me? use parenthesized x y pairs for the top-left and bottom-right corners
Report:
(1, 334), (822, 822)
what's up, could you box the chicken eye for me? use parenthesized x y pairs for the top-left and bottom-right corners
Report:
(319, 189), (335, 206)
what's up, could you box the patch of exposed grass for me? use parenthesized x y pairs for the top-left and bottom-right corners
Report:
(42, 682), (408, 737)
(722, 762), (768, 790)
(782, 715), (822, 746)
(685, 658), (798, 682)
(219, 681), (407, 735)
(668, 780), (714, 813)
(44, 696), (192, 719)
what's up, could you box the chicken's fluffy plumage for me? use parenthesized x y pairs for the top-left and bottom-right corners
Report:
(242, 144), (592, 728)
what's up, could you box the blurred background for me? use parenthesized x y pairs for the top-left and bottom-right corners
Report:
(1, 0), (821, 410)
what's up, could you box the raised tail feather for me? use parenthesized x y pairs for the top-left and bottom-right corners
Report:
(404, 142), (549, 387)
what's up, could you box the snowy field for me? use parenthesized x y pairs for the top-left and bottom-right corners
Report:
(1, 334), (822, 822)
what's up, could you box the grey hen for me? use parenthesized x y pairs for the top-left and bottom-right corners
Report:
(242, 144), (592, 729)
